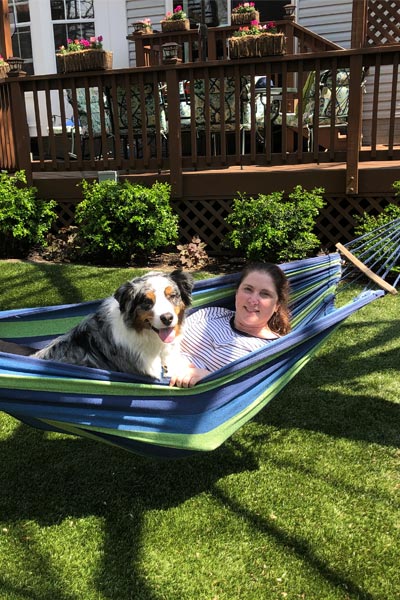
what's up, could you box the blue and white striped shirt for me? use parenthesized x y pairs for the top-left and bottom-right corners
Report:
(181, 307), (277, 372)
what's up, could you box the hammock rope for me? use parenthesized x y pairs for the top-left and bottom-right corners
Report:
(336, 217), (400, 294)
(0, 253), (387, 458)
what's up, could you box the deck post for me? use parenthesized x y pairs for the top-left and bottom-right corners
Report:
(165, 68), (183, 198)
(351, 0), (368, 48)
(345, 52), (364, 195)
(7, 76), (32, 183)
(0, 0), (12, 59)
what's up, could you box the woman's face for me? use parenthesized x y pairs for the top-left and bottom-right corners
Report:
(234, 270), (280, 334)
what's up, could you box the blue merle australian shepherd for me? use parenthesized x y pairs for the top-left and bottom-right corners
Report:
(34, 270), (194, 379)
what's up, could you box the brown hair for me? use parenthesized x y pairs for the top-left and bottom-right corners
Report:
(237, 262), (291, 335)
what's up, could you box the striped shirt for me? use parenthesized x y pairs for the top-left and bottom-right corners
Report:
(181, 307), (278, 372)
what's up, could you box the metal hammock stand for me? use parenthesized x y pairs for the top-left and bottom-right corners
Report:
(336, 217), (400, 296)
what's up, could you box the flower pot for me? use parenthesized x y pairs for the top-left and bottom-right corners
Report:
(228, 33), (285, 59)
(231, 10), (260, 25)
(56, 49), (113, 74)
(132, 22), (153, 34)
(0, 63), (10, 79)
(161, 18), (190, 32)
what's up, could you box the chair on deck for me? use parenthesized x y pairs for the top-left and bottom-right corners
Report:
(112, 83), (168, 159)
(190, 77), (245, 155)
(66, 87), (113, 159)
(275, 69), (364, 151)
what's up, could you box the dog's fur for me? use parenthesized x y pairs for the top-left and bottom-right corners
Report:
(33, 270), (194, 379)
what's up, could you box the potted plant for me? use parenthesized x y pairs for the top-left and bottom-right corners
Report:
(132, 18), (153, 34)
(231, 2), (260, 25)
(161, 5), (190, 32)
(0, 55), (10, 79)
(56, 36), (113, 74)
(228, 20), (285, 58)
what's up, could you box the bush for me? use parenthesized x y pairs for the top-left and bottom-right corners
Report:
(0, 170), (57, 258)
(354, 202), (400, 236)
(226, 185), (325, 262)
(75, 180), (179, 263)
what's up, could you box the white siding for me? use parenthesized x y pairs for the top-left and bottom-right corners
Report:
(296, 0), (352, 48)
(296, 0), (399, 144)
(126, 0), (171, 65)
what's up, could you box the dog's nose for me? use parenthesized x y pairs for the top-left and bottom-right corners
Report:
(160, 313), (174, 326)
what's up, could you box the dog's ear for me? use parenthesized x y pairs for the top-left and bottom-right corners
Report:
(114, 281), (136, 312)
(169, 270), (194, 306)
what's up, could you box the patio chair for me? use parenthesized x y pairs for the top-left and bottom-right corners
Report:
(275, 69), (365, 151)
(66, 87), (114, 159)
(191, 76), (246, 155)
(112, 82), (168, 159)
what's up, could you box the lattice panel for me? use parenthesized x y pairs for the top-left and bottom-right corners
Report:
(55, 202), (78, 230)
(172, 198), (233, 252)
(367, 0), (400, 45)
(52, 195), (397, 254)
(317, 194), (397, 247)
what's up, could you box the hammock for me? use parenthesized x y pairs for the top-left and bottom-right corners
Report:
(0, 253), (385, 458)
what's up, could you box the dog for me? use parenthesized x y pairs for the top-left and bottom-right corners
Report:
(33, 270), (194, 379)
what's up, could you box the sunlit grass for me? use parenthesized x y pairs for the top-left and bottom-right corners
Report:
(0, 261), (398, 600)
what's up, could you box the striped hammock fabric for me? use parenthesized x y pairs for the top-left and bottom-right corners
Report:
(0, 254), (384, 458)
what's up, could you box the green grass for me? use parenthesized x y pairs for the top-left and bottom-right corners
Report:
(0, 261), (399, 600)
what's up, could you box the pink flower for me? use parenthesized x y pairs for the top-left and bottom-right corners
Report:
(250, 19), (259, 26)
(175, 5), (183, 11)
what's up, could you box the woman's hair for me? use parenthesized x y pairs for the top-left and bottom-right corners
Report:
(237, 262), (291, 335)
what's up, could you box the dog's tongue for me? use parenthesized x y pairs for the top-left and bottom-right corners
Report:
(158, 327), (176, 343)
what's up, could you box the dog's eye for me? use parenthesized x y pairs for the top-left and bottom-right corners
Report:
(168, 292), (179, 301)
(140, 299), (154, 310)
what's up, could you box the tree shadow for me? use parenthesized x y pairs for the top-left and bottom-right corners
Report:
(0, 422), (259, 600)
(255, 318), (400, 448)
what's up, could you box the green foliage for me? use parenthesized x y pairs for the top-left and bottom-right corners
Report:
(75, 180), (179, 262)
(0, 261), (399, 600)
(354, 202), (400, 236)
(0, 170), (57, 258)
(226, 185), (325, 262)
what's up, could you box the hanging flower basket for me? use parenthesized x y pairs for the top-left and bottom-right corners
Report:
(56, 49), (113, 73)
(161, 18), (190, 32)
(228, 33), (285, 59)
(231, 10), (260, 25)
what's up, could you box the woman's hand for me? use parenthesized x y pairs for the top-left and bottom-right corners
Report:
(169, 365), (211, 388)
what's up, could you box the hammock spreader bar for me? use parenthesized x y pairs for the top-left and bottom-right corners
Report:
(0, 254), (384, 458)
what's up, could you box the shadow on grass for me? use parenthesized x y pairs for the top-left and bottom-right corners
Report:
(255, 317), (400, 448)
(0, 422), (259, 600)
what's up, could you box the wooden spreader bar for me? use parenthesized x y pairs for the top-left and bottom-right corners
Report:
(336, 243), (398, 295)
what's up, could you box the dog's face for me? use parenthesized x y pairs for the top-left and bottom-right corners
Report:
(114, 270), (194, 343)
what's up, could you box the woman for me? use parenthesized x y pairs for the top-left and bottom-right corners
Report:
(170, 262), (291, 387)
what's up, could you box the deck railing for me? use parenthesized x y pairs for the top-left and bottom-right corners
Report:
(128, 20), (343, 67)
(1, 43), (399, 196)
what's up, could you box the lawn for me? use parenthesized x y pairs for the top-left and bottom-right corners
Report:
(0, 261), (398, 600)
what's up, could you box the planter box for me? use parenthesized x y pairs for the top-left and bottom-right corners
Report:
(228, 33), (285, 59)
(56, 50), (113, 74)
(132, 22), (153, 34)
(161, 18), (190, 32)
(0, 64), (10, 79)
(231, 10), (260, 25)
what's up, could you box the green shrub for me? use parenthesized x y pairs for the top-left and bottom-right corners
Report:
(75, 180), (179, 263)
(0, 170), (57, 258)
(226, 185), (325, 262)
(354, 202), (400, 236)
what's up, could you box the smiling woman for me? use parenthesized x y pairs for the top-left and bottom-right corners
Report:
(170, 262), (291, 387)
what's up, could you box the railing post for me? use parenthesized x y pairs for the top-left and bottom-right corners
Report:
(165, 68), (183, 198)
(7, 76), (32, 183)
(351, 0), (368, 48)
(346, 52), (364, 195)
(134, 35), (146, 67)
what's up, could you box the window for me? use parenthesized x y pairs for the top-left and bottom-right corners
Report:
(9, 0), (34, 75)
(51, 0), (95, 52)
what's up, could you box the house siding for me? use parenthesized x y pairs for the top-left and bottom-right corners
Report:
(296, 0), (399, 144)
(126, 0), (170, 65)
